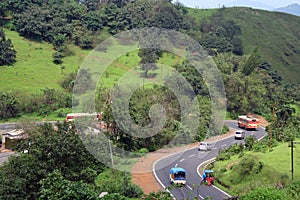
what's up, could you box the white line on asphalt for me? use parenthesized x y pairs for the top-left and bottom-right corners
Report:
(196, 158), (232, 198)
(211, 185), (232, 198)
(186, 185), (205, 200)
(187, 185), (193, 190)
(221, 144), (227, 147)
(189, 154), (195, 158)
(179, 159), (185, 162)
(152, 121), (266, 200)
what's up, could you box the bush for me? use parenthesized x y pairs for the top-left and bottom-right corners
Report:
(52, 51), (63, 64)
(53, 108), (72, 118)
(239, 187), (290, 200)
(216, 152), (231, 161)
(286, 181), (300, 198)
(221, 125), (230, 134)
(0, 92), (19, 120)
(0, 29), (16, 66)
(244, 135), (256, 150)
(95, 169), (143, 199)
(219, 168), (227, 173)
(138, 148), (149, 154)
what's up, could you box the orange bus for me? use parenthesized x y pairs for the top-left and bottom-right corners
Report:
(238, 115), (259, 130)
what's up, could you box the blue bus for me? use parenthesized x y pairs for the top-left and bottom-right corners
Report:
(169, 167), (186, 185)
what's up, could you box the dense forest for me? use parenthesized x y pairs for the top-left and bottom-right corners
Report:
(1, 0), (300, 199)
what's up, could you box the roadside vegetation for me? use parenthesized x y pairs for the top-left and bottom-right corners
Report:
(212, 116), (300, 198)
(0, 123), (174, 200)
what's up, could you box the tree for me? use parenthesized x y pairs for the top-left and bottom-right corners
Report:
(52, 52), (63, 64)
(39, 170), (98, 200)
(60, 71), (77, 92)
(0, 92), (19, 120)
(138, 48), (160, 78)
(0, 123), (104, 199)
(95, 168), (143, 198)
(0, 29), (16, 66)
(225, 72), (267, 114)
(241, 48), (261, 76)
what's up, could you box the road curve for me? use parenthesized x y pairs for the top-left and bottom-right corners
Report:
(0, 121), (59, 131)
(153, 121), (266, 200)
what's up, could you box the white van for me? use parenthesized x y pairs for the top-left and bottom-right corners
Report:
(235, 130), (245, 140)
(198, 142), (212, 151)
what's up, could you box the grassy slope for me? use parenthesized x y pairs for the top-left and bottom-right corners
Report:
(2, 7), (300, 96)
(213, 141), (300, 195)
(186, 7), (218, 23)
(221, 7), (300, 84)
(1, 29), (185, 94)
(0, 29), (90, 96)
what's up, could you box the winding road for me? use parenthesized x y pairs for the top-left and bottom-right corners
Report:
(153, 121), (266, 200)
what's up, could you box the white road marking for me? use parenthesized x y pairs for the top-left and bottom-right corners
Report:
(152, 121), (266, 200)
(199, 194), (205, 199)
(175, 164), (178, 167)
(189, 154), (195, 158)
(187, 185), (193, 190)
(212, 185), (232, 197)
(186, 185), (205, 200)
(221, 144), (227, 147)
(179, 159), (185, 162)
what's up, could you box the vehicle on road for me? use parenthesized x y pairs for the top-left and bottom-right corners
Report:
(169, 167), (186, 185)
(238, 115), (259, 130)
(201, 170), (214, 186)
(66, 112), (102, 123)
(198, 142), (212, 151)
(234, 130), (245, 140)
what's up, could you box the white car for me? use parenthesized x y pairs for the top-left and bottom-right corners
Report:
(235, 130), (245, 140)
(198, 142), (212, 151)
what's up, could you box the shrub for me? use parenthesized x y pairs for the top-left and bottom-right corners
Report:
(216, 152), (231, 161)
(244, 135), (256, 150)
(0, 92), (19, 120)
(239, 187), (290, 200)
(138, 148), (149, 154)
(220, 168), (227, 173)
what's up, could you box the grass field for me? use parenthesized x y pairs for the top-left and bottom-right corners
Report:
(222, 7), (300, 84)
(213, 141), (300, 195)
(0, 29), (90, 96)
(0, 29), (185, 98)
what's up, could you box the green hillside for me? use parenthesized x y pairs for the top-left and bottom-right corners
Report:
(213, 140), (300, 196)
(0, 29), (90, 95)
(221, 7), (300, 83)
(2, 6), (300, 94)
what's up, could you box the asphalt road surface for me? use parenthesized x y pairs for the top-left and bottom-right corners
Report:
(154, 121), (266, 200)
(0, 152), (16, 166)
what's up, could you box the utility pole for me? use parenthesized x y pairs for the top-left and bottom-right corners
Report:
(291, 141), (300, 181)
(291, 140), (294, 181)
(270, 103), (275, 147)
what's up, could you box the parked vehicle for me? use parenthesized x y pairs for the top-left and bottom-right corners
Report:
(198, 142), (212, 151)
(235, 130), (245, 140)
(169, 167), (186, 185)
